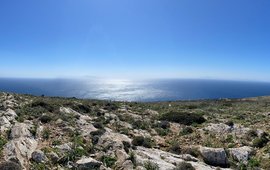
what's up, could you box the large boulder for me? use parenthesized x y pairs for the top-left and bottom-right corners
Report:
(3, 123), (37, 170)
(228, 146), (253, 165)
(76, 157), (102, 170)
(199, 147), (229, 167)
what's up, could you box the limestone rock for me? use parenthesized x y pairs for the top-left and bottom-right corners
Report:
(76, 157), (102, 169)
(98, 128), (132, 150)
(199, 147), (229, 167)
(134, 146), (216, 170)
(229, 146), (253, 164)
(3, 123), (37, 169)
(122, 160), (134, 170)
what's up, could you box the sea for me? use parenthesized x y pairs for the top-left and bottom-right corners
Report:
(1, 78), (270, 102)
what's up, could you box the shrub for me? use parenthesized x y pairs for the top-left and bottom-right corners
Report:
(144, 161), (159, 170)
(155, 128), (169, 136)
(101, 156), (117, 168)
(128, 152), (136, 166)
(123, 141), (131, 153)
(248, 158), (260, 168)
(42, 128), (51, 140)
(173, 162), (195, 170)
(71, 104), (91, 113)
(90, 129), (105, 137)
(168, 142), (181, 155)
(93, 122), (104, 129)
(31, 100), (56, 112)
(157, 121), (170, 129)
(0, 161), (21, 170)
(225, 120), (234, 127)
(159, 112), (206, 125)
(180, 127), (193, 136)
(40, 114), (52, 123)
(132, 136), (153, 148)
(253, 137), (269, 148)
(0, 136), (7, 151)
(132, 120), (149, 130)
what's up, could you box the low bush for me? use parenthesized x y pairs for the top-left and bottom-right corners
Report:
(42, 128), (51, 140)
(155, 128), (170, 136)
(168, 142), (181, 155)
(40, 114), (52, 123)
(132, 136), (154, 148)
(173, 162), (195, 170)
(159, 112), (206, 125)
(0, 161), (21, 170)
(101, 156), (117, 168)
(253, 135), (269, 148)
(180, 126), (194, 136)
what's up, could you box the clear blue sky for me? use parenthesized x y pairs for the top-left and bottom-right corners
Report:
(1, 0), (270, 81)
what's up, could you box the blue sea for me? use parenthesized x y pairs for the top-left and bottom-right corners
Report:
(1, 78), (270, 102)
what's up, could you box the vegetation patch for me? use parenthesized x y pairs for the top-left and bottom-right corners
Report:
(132, 136), (154, 148)
(159, 111), (206, 125)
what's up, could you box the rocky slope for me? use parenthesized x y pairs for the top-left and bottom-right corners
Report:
(0, 92), (269, 170)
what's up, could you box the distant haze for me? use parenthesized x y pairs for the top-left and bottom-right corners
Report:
(1, 1), (270, 81)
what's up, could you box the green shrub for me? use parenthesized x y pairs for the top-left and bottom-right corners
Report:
(252, 132), (269, 148)
(40, 114), (52, 123)
(0, 136), (7, 151)
(132, 120), (149, 130)
(144, 161), (159, 170)
(101, 156), (117, 168)
(168, 142), (181, 154)
(157, 121), (170, 129)
(31, 100), (56, 112)
(159, 112), (206, 125)
(155, 128), (169, 136)
(42, 128), (51, 140)
(180, 126), (193, 136)
(90, 129), (105, 137)
(132, 136), (153, 148)
(173, 162), (195, 170)
(248, 158), (260, 168)
(128, 152), (136, 166)
(0, 161), (21, 170)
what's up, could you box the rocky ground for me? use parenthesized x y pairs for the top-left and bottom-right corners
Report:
(0, 92), (269, 170)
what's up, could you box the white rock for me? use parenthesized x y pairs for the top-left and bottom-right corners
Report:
(76, 157), (102, 169)
(3, 123), (38, 170)
(134, 146), (219, 170)
(229, 146), (253, 164)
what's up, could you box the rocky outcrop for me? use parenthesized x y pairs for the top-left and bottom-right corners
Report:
(0, 109), (17, 132)
(229, 146), (253, 165)
(98, 128), (132, 150)
(3, 122), (38, 169)
(76, 157), (102, 169)
(199, 147), (229, 167)
(134, 146), (220, 170)
(204, 123), (250, 137)
(60, 107), (97, 136)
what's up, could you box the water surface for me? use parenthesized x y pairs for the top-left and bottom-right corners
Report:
(1, 78), (270, 101)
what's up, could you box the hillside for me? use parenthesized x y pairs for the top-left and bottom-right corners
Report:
(0, 92), (269, 170)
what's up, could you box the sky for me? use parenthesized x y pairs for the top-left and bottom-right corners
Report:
(0, 0), (270, 81)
